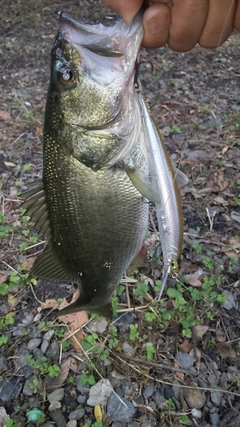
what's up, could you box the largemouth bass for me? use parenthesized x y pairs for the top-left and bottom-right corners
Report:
(22, 12), (186, 317)
(21, 13), (150, 318)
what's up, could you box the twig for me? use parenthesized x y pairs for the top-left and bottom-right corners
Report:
(113, 352), (240, 398)
(113, 352), (188, 374)
(30, 283), (42, 304)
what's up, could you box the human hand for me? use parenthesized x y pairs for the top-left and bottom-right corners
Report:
(102, 0), (240, 51)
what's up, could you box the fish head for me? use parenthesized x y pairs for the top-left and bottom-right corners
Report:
(48, 12), (143, 129)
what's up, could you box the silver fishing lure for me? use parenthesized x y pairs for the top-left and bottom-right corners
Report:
(135, 72), (186, 300)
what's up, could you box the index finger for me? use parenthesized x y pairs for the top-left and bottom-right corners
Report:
(102, 0), (144, 25)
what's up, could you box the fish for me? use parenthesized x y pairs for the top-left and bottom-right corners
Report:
(21, 12), (187, 318)
(21, 12), (150, 318)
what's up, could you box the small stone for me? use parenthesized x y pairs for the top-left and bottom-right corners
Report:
(48, 388), (65, 403)
(122, 342), (134, 355)
(49, 401), (62, 411)
(88, 317), (108, 334)
(107, 393), (136, 423)
(197, 378), (209, 388)
(68, 408), (85, 420)
(184, 387), (206, 409)
(0, 377), (22, 401)
(143, 382), (155, 399)
(222, 290), (236, 310)
(172, 381), (181, 400)
(115, 312), (135, 332)
(41, 339), (50, 354)
(163, 385), (174, 399)
(209, 412), (220, 426)
(227, 366), (240, 382)
(128, 423), (139, 427)
(208, 373), (219, 387)
(153, 390), (166, 407)
(22, 379), (34, 397)
(0, 407), (10, 424)
(191, 408), (202, 419)
(46, 342), (60, 362)
(49, 409), (66, 427)
(210, 390), (223, 406)
(12, 327), (25, 337)
(134, 395), (144, 405)
(27, 338), (42, 351)
(87, 379), (112, 406)
(77, 394), (87, 404)
(43, 330), (55, 341)
(175, 351), (195, 370)
(66, 421), (77, 427)
(148, 401), (156, 410)
(21, 366), (34, 379)
(111, 422), (127, 427)
(22, 314), (34, 324)
(33, 348), (44, 360)
(0, 356), (9, 373)
(17, 349), (31, 368)
(75, 376), (90, 394)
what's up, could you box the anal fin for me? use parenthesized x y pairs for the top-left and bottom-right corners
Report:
(31, 243), (76, 283)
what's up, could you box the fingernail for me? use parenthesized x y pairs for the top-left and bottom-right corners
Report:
(148, 16), (166, 34)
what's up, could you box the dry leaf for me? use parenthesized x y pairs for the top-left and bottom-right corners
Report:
(94, 404), (103, 423)
(41, 299), (59, 310)
(217, 342), (236, 359)
(49, 357), (77, 387)
(21, 256), (37, 271)
(4, 161), (16, 167)
(0, 110), (11, 120)
(222, 146), (229, 155)
(194, 325), (209, 337)
(56, 292), (89, 351)
(179, 339), (191, 354)
(179, 261), (198, 274)
(0, 274), (8, 285)
(36, 126), (43, 134)
(185, 277), (202, 287)
(216, 329), (226, 342)
(174, 361), (185, 381)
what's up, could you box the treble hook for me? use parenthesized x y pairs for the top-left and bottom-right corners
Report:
(134, 59), (154, 91)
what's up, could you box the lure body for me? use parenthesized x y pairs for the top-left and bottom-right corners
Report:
(137, 90), (184, 299)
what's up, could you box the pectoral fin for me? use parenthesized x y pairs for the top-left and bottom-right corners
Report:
(125, 167), (160, 202)
(21, 181), (51, 239)
(172, 165), (189, 189)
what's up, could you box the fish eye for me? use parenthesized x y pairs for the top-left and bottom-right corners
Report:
(170, 261), (178, 271)
(57, 67), (75, 86)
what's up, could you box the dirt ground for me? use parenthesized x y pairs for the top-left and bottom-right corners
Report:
(0, 1), (240, 426)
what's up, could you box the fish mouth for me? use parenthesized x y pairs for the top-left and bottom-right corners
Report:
(57, 11), (143, 59)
